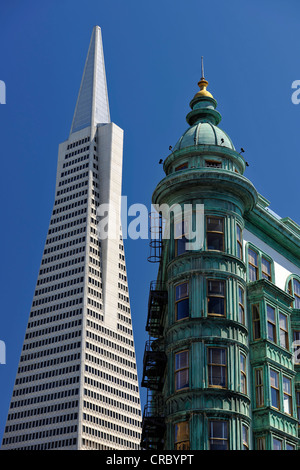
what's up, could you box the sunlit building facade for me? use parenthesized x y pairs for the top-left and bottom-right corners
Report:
(141, 71), (300, 450)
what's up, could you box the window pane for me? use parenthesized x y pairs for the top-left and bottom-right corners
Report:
(239, 287), (245, 324)
(262, 257), (271, 280)
(175, 220), (189, 238)
(248, 249), (258, 266)
(257, 437), (266, 450)
(242, 425), (248, 450)
(249, 264), (257, 282)
(279, 313), (288, 349)
(176, 298), (189, 321)
(273, 438), (282, 450)
(207, 217), (223, 232)
(293, 279), (300, 308)
(208, 297), (225, 315)
(209, 421), (228, 450)
(175, 351), (189, 391)
(240, 354), (246, 372)
(207, 233), (224, 251)
(252, 304), (261, 340)
(270, 370), (278, 388)
(208, 281), (225, 316)
(293, 279), (300, 297)
(175, 237), (188, 256)
(286, 444), (295, 451)
(283, 376), (292, 415)
(239, 287), (244, 305)
(175, 369), (189, 390)
(175, 351), (188, 370)
(176, 283), (188, 301)
(208, 280), (225, 295)
(207, 217), (224, 251)
(267, 305), (275, 323)
(175, 162), (188, 172)
(208, 348), (226, 388)
(267, 305), (276, 342)
(209, 347), (226, 365)
(268, 323), (276, 342)
(279, 312), (287, 330)
(270, 370), (279, 409)
(175, 421), (189, 450)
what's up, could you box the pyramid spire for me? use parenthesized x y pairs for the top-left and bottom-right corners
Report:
(70, 25), (110, 135)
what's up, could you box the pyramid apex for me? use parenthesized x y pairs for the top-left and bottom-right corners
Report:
(70, 26), (110, 136)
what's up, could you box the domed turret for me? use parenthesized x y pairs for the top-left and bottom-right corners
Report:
(173, 58), (235, 151)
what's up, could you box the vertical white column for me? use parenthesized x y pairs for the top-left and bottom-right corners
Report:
(97, 123), (124, 330)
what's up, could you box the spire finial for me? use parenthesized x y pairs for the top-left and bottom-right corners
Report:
(201, 56), (205, 79)
(194, 56), (213, 99)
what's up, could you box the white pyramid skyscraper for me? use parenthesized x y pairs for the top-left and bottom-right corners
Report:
(1, 26), (142, 450)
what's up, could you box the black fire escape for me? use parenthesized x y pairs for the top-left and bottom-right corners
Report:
(141, 212), (168, 450)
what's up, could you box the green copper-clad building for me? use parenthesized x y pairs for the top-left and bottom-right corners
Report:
(141, 69), (300, 451)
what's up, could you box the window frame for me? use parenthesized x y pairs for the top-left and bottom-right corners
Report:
(252, 303), (261, 340)
(207, 279), (226, 317)
(254, 367), (264, 408)
(279, 312), (289, 349)
(236, 224), (243, 260)
(287, 276), (300, 309)
(174, 162), (188, 172)
(238, 285), (245, 325)
(246, 244), (274, 284)
(174, 218), (189, 257)
(174, 350), (189, 392)
(283, 375), (292, 416)
(175, 281), (189, 322)
(270, 368), (280, 410)
(242, 424), (249, 450)
(174, 420), (190, 450)
(248, 247), (259, 282)
(240, 352), (247, 395)
(206, 216), (225, 252)
(208, 420), (229, 450)
(272, 437), (282, 450)
(296, 391), (300, 426)
(266, 304), (277, 344)
(207, 346), (227, 389)
(205, 160), (222, 169)
(256, 436), (266, 450)
(261, 256), (272, 281)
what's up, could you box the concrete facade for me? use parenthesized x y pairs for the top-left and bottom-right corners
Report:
(1, 26), (141, 451)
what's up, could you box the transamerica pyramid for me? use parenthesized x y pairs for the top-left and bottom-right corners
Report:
(1, 26), (142, 450)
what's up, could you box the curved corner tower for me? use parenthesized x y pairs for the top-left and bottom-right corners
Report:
(141, 66), (300, 450)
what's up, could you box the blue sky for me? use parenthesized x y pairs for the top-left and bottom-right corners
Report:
(0, 0), (299, 442)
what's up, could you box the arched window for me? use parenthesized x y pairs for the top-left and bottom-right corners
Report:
(286, 275), (300, 309)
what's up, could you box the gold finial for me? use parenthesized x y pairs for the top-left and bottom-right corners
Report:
(194, 56), (213, 98)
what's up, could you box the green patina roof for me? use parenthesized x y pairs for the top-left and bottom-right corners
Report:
(173, 120), (235, 151)
(173, 77), (235, 152)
